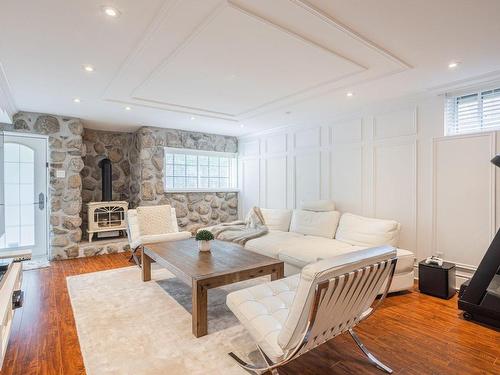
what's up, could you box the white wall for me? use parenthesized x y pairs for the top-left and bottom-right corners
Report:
(239, 94), (499, 285)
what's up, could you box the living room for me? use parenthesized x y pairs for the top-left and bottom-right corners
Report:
(0, 1), (499, 374)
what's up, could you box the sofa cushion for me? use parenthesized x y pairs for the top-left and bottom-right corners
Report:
(289, 210), (341, 238)
(278, 236), (357, 268)
(335, 213), (400, 247)
(260, 208), (293, 232)
(245, 231), (304, 258)
(136, 205), (175, 235)
(300, 200), (335, 212)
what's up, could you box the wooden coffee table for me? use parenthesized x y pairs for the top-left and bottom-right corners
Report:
(141, 238), (285, 337)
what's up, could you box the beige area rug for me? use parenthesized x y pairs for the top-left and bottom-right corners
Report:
(67, 266), (269, 375)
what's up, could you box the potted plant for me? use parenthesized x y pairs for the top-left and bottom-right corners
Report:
(195, 230), (214, 252)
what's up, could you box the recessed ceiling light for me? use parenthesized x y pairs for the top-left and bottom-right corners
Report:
(190, 116), (196, 120)
(346, 92), (354, 97)
(73, 98), (81, 103)
(83, 65), (94, 72)
(125, 106), (131, 111)
(102, 6), (120, 17)
(240, 123), (245, 128)
(448, 61), (460, 69)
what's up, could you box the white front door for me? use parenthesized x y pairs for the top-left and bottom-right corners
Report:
(1, 134), (48, 259)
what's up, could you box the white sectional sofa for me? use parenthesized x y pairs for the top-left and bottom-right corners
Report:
(242, 202), (414, 293)
(212, 200), (414, 293)
(203, 201), (414, 292)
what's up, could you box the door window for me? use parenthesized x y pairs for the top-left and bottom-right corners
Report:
(1, 143), (35, 248)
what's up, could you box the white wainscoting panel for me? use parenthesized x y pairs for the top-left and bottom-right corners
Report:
(294, 152), (321, 207)
(238, 97), (500, 286)
(241, 158), (260, 214)
(373, 107), (417, 140)
(373, 141), (417, 251)
(433, 133), (495, 268)
(240, 139), (260, 157)
(331, 118), (363, 144)
(265, 156), (287, 208)
(330, 144), (363, 214)
(294, 127), (321, 149)
(265, 133), (287, 154)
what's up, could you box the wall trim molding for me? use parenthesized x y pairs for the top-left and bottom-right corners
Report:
(431, 132), (496, 263)
(264, 155), (288, 208)
(372, 106), (418, 140)
(372, 138), (418, 250)
(293, 151), (321, 208)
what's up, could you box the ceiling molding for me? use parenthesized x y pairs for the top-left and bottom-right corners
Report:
(105, 98), (238, 123)
(427, 69), (500, 96)
(0, 63), (17, 124)
(239, 67), (412, 122)
(130, 0), (367, 118)
(290, 0), (413, 70)
(131, 1), (227, 101)
(102, 0), (181, 100)
(103, 0), (411, 123)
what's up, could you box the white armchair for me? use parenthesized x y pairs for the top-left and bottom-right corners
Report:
(126, 205), (191, 266)
(226, 246), (397, 374)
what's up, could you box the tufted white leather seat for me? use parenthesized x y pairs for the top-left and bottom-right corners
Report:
(227, 274), (299, 361)
(227, 246), (397, 366)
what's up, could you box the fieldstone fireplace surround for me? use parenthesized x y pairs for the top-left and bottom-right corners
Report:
(129, 127), (239, 233)
(1, 111), (239, 260)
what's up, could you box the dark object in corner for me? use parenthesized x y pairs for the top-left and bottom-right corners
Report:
(458, 154), (500, 328)
(12, 290), (23, 309)
(98, 158), (112, 202)
(419, 260), (455, 299)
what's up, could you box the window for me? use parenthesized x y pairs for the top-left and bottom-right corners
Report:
(1, 143), (35, 249)
(446, 87), (500, 135)
(164, 148), (238, 191)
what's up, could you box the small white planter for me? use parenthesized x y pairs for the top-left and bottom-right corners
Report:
(198, 240), (211, 252)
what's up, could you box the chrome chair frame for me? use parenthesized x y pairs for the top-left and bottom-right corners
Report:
(229, 257), (398, 375)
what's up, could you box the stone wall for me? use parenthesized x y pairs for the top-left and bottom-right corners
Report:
(1, 112), (84, 260)
(81, 129), (132, 238)
(164, 192), (238, 233)
(0, 113), (239, 258)
(128, 131), (141, 208)
(133, 127), (238, 233)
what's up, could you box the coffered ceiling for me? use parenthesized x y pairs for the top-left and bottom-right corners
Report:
(0, 0), (499, 135)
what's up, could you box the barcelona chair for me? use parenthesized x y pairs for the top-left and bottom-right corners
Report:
(226, 246), (398, 374)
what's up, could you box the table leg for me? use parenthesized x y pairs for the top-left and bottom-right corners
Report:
(271, 263), (285, 281)
(192, 281), (208, 337)
(142, 249), (152, 282)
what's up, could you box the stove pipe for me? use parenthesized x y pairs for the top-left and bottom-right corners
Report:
(98, 158), (112, 202)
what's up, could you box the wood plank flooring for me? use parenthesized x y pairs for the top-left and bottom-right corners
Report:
(0, 253), (498, 375)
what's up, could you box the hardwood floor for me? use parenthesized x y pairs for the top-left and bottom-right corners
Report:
(1, 253), (498, 375)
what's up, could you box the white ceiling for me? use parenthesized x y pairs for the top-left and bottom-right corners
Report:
(0, 0), (499, 136)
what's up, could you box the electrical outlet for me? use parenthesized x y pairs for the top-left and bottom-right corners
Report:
(56, 170), (66, 178)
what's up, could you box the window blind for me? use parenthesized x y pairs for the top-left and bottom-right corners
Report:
(446, 87), (500, 135)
